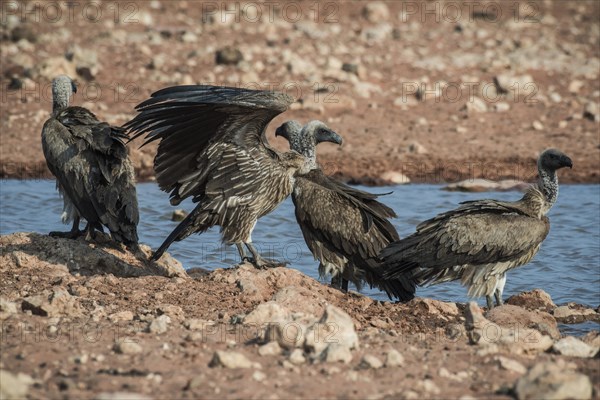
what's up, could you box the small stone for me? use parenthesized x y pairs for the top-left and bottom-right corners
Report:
(384, 349), (405, 367)
(258, 341), (282, 357)
(494, 74), (535, 93)
(108, 311), (134, 322)
(583, 102), (599, 121)
(549, 92), (562, 103)
(115, 341), (143, 355)
(216, 47), (243, 65)
(417, 379), (440, 395)
(380, 171), (410, 185)
(505, 289), (556, 312)
(463, 97), (487, 113)
(252, 370), (267, 382)
(493, 102), (510, 112)
(183, 318), (214, 331)
(0, 297), (18, 314)
(0, 370), (32, 399)
(362, 2), (390, 22)
(288, 349), (306, 365)
(553, 304), (598, 323)
(341, 63), (359, 75)
(558, 120), (568, 129)
(515, 361), (592, 400)
(305, 305), (359, 357)
(359, 354), (383, 369)
(568, 80), (584, 94)
(552, 336), (599, 358)
(532, 120), (544, 131)
(181, 31), (197, 43)
(495, 356), (527, 374)
(209, 351), (254, 369)
(171, 209), (187, 221)
(148, 315), (171, 334)
(407, 142), (427, 154)
(323, 344), (353, 364)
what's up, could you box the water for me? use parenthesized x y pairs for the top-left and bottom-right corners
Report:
(1, 180), (599, 333)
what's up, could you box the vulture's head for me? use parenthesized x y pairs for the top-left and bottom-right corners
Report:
(276, 120), (342, 155)
(538, 148), (573, 172)
(303, 120), (343, 146)
(51, 75), (77, 113)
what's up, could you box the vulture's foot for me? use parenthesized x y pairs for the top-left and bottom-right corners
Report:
(251, 257), (288, 269)
(486, 295), (495, 310)
(49, 229), (83, 239)
(245, 243), (287, 269)
(330, 276), (349, 292)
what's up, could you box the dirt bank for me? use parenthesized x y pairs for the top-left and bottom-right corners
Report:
(1, 232), (599, 399)
(1, 1), (599, 184)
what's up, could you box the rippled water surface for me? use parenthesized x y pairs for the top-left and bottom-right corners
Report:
(1, 180), (599, 331)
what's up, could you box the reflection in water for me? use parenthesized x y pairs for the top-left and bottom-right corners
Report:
(1, 180), (599, 332)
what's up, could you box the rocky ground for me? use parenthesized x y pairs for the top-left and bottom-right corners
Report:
(1, 232), (599, 399)
(1, 0), (599, 184)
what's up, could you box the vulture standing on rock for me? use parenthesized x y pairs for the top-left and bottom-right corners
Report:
(380, 149), (573, 308)
(276, 121), (416, 301)
(125, 85), (340, 268)
(41, 75), (139, 249)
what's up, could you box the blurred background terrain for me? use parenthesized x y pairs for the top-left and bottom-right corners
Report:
(1, 0), (599, 184)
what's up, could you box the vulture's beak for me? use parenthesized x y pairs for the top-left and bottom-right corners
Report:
(71, 81), (78, 94)
(317, 129), (343, 146)
(275, 125), (288, 140)
(561, 155), (573, 169)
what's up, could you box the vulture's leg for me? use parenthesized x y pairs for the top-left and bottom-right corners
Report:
(486, 295), (494, 310)
(494, 274), (507, 307)
(330, 275), (342, 289)
(49, 217), (83, 239)
(245, 243), (285, 269)
(341, 279), (349, 291)
(84, 223), (97, 241)
(236, 243), (251, 263)
(494, 291), (503, 307)
(330, 275), (349, 292)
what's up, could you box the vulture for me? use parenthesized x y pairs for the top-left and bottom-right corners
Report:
(41, 75), (139, 249)
(124, 85), (341, 267)
(276, 121), (415, 301)
(380, 148), (573, 308)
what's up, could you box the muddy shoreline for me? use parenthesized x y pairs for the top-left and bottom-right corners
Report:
(1, 232), (599, 399)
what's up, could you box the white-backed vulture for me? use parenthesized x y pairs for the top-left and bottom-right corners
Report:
(124, 85), (340, 268)
(380, 148), (573, 308)
(41, 75), (139, 249)
(276, 121), (416, 301)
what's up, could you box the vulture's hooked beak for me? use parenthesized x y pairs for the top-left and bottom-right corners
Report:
(561, 155), (573, 169)
(275, 125), (289, 140)
(316, 129), (343, 146)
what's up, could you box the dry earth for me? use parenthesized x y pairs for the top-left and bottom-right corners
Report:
(0, 232), (599, 399)
(1, 0), (599, 184)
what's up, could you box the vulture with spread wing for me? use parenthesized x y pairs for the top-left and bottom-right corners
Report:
(276, 121), (415, 301)
(41, 75), (139, 249)
(125, 85), (340, 267)
(380, 149), (572, 308)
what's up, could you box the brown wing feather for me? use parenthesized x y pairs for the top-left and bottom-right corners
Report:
(124, 85), (293, 204)
(293, 170), (414, 300)
(381, 200), (550, 285)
